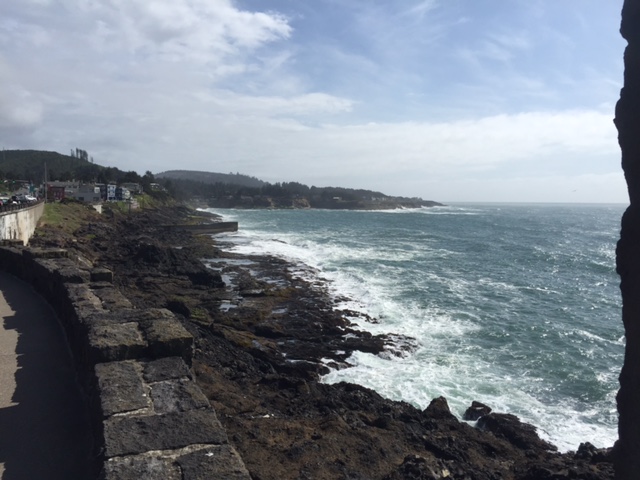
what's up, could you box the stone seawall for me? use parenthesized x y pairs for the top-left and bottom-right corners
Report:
(0, 245), (251, 479)
(0, 201), (45, 246)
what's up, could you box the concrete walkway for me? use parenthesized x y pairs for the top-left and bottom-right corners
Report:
(0, 272), (92, 479)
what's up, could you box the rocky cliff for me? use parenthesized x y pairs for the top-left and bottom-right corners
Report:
(615, 1), (640, 478)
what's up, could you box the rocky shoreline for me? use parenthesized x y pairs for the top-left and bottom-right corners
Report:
(32, 203), (614, 479)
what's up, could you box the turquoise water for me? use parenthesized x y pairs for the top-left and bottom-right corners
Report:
(207, 203), (625, 451)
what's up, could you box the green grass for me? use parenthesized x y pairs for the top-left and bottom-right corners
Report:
(38, 201), (101, 234)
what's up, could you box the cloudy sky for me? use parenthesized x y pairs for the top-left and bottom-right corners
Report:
(0, 0), (627, 203)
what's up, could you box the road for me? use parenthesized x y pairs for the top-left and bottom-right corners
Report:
(0, 271), (92, 479)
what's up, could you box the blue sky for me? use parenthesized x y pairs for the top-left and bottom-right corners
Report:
(0, 0), (627, 202)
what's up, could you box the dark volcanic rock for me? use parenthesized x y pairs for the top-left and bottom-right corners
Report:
(477, 413), (557, 452)
(576, 442), (613, 464)
(95, 361), (148, 417)
(423, 396), (457, 421)
(382, 455), (452, 480)
(614, 2), (640, 478)
(131, 240), (224, 287)
(176, 445), (251, 480)
(463, 400), (492, 421)
(100, 455), (182, 480)
(103, 410), (228, 458)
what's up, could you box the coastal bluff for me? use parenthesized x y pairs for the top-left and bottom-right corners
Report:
(0, 245), (251, 479)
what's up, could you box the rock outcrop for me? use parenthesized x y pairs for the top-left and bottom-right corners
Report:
(615, 1), (640, 478)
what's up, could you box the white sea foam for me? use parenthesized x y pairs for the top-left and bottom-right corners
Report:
(205, 205), (623, 452)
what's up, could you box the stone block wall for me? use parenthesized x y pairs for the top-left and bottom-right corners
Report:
(0, 245), (251, 479)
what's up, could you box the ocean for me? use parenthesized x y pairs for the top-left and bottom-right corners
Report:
(205, 203), (625, 452)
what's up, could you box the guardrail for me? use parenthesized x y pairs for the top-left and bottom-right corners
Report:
(0, 199), (44, 214)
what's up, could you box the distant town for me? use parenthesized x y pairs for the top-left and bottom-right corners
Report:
(0, 179), (165, 210)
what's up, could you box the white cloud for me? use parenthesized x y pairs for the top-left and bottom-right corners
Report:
(1, 0), (292, 67)
(294, 110), (617, 175)
(0, 89), (43, 129)
(193, 91), (354, 117)
(458, 29), (532, 66)
(401, 1), (438, 20)
(77, 0), (292, 62)
(0, 1), (625, 203)
(0, 57), (43, 129)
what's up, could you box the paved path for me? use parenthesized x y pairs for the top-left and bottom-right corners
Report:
(0, 272), (92, 479)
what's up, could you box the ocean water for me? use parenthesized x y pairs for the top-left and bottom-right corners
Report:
(205, 203), (625, 452)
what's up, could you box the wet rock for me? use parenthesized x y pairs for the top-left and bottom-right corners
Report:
(576, 442), (613, 464)
(476, 413), (557, 452)
(423, 396), (458, 421)
(463, 401), (492, 421)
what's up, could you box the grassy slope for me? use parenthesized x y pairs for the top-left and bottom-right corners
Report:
(39, 201), (101, 233)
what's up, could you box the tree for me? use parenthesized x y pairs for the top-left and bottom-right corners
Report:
(141, 170), (155, 192)
(75, 148), (89, 162)
(121, 170), (141, 183)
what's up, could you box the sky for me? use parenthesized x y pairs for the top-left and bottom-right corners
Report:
(0, 0), (628, 203)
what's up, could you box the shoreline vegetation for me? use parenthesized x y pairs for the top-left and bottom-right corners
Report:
(31, 199), (615, 479)
(157, 170), (445, 211)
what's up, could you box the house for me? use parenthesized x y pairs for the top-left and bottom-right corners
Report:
(121, 183), (143, 195)
(107, 184), (116, 201)
(70, 185), (101, 203)
(95, 183), (106, 200)
(115, 187), (131, 201)
(47, 181), (79, 201)
(47, 186), (65, 201)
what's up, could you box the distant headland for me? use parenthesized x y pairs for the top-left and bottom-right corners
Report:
(156, 169), (444, 210)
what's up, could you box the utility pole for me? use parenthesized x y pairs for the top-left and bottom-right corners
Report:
(44, 161), (48, 203)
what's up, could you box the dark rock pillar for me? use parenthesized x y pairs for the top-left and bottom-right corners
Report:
(615, 1), (640, 478)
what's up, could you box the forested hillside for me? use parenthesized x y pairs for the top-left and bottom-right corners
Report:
(162, 173), (442, 210)
(156, 170), (265, 188)
(0, 149), (147, 185)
